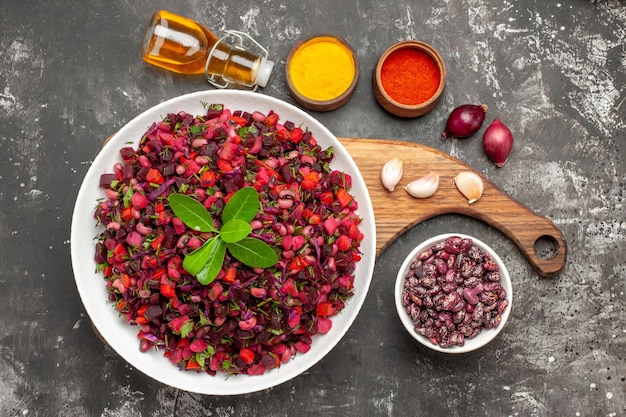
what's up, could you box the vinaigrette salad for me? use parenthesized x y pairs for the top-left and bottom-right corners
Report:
(93, 104), (364, 375)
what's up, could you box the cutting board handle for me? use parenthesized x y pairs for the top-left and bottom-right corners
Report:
(449, 185), (567, 278)
(338, 138), (567, 278)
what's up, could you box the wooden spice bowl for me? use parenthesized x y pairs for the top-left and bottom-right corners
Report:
(286, 34), (360, 112)
(373, 40), (446, 118)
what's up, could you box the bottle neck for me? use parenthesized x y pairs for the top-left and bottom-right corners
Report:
(206, 37), (272, 88)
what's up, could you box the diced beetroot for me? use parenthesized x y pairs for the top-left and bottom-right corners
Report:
(119, 147), (137, 161)
(294, 341), (311, 353)
(172, 217), (186, 235)
(125, 231), (143, 247)
(144, 305), (163, 321)
(323, 218), (339, 235)
(207, 282), (223, 301)
(218, 140), (239, 161)
(136, 166), (150, 181)
(168, 315), (191, 333)
(247, 136), (262, 154)
(280, 278), (298, 297)
(122, 162), (135, 180)
(99, 173), (118, 188)
(190, 338), (208, 353)
(287, 312), (300, 329)
(246, 364), (266, 375)
(161, 162), (176, 178)
(272, 343), (287, 355)
(259, 353), (279, 370)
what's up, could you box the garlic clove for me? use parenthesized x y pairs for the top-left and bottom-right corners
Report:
(381, 157), (404, 192)
(454, 171), (484, 204)
(405, 172), (440, 198)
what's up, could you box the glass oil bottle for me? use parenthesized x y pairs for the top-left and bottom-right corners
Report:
(142, 10), (274, 89)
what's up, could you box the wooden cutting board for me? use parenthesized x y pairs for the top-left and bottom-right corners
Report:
(338, 137), (567, 278)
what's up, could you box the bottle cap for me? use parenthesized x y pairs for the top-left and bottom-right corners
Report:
(255, 58), (275, 88)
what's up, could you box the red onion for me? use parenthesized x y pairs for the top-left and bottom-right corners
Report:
(441, 104), (488, 139)
(482, 118), (514, 167)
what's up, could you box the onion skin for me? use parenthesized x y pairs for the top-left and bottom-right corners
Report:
(482, 118), (514, 167)
(442, 104), (488, 140)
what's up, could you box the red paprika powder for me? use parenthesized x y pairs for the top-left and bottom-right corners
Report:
(380, 48), (441, 105)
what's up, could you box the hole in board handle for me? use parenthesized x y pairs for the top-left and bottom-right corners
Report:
(533, 235), (560, 261)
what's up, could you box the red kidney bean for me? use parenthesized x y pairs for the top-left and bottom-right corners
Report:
(431, 291), (443, 304)
(483, 301), (498, 312)
(437, 250), (451, 261)
(482, 281), (501, 292)
(427, 284), (442, 297)
(451, 299), (466, 313)
(480, 292), (498, 306)
(441, 291), (461, 310)
(472, 303), (484, 322)
(448, 331), (464, 347)
(463, 287), (479, 305)
(446, 254), (457, 270)
(444, 237), (463, 254)
(486, 271), (501, 281)
(418, 248), (433, 261)
(434, 258), (448, 275)
(423, 295), (434, 309)
(453, 309), (465, 323)
(402, 236), (508, 348)
(441, 281), (458, 294)
(418, 276), (436, 289)
(408, 292), (422, 306)
(444, 269), (457, 283)
(483, 260), (499, 272)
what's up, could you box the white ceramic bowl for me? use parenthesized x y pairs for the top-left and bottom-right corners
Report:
(394, 233), (512, 353)
(71, 90), (376, 395)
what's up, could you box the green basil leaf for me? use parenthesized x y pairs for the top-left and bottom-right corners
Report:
(183, 237), (216, 276)
(220, 218), (252, 243)
(168, 194), (216, 232)
(195, 238), (227, 285)
(222, 187), (260, 224)
(228, 237), (278, 269)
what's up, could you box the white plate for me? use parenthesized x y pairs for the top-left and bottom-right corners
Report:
(70, 90), (376, 395)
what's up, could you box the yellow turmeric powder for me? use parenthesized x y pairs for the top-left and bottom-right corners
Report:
(289, 36), (356, 101)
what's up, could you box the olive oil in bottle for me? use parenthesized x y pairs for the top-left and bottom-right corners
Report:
(142, 10), (274, 88)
